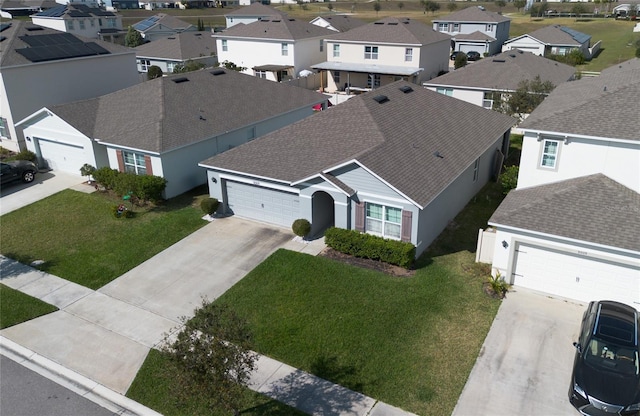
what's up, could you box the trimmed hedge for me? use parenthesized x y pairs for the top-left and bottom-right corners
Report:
(324, 227), (415, 269)
(291, 218), (311, 238)
(200, 198), (219, 215)
(93, 167), (167, 203)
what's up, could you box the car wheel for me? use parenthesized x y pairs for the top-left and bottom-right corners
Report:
(22, 170), (35, 183)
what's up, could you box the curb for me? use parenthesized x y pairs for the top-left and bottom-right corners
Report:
(0, 336), (162, 416)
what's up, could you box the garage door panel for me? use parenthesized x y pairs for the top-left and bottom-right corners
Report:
(513, 243), (640, 309)
(226, 181), (299, 228)
(37, 139), (86, 175)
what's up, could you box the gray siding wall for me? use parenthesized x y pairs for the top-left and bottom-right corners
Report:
(334, 164), (400, 200)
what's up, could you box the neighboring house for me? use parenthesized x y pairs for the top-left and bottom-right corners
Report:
(0, 0), (58, 17)
(424, 49), (575, 110)
(134, 32), (217, 74)
(224, 2), (285, 28)
(309, 14), (366, 32)
(30, 4), (125, 43)
(432, 6), (511, 56)
(486, 58), (640, 309)
(0, 21), (139, 153)
(199, 81), (515, 258)
(312, 17), (450, 94)
(17, 69), (328, 199)
(132, 13), (196, 42)
(214, 17), (334, 81)
(502, 25), (591, 58)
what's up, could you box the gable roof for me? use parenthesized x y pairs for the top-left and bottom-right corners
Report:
(452, 30), (495, 41)
(0, 0), (58, 11)
(134, 32), (216, 60)
(224, 2), (286, 17)
(0, 20), (132, 67)
(309, 14), (366, 32)
(425, 50), (575, 92)
(200, 81), (515, 208)
(325, 17), (450, 45)
(32, 3), (117, 19)
(510, 25), (590, 47)
(133, 13), (193, 33)
(47, 68), (327, 153)
(433, 6), (510, 23)
(489, 174), (640, 252)
(519, 59), (640, 141)
(215, 16), (335, 41)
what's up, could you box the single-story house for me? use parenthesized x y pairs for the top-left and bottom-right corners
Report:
(199, 81), (515, 258)
(134, 32), (217, 74)
(502, 25), (591, 58)
(17, 68), (328, 199)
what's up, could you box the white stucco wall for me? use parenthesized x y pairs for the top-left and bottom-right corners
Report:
(1, 51), (139, 152)
(517, 131), (640, 193)
(502, 36), (545, 55)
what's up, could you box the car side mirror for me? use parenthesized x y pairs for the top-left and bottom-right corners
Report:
(573, 342), (582, 353)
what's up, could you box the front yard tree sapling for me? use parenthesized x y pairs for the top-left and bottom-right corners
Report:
(292, 218), (311, 239)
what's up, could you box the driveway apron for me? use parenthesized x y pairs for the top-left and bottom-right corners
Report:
(452, 288), (585, 416)
(1, 217), (292, 394)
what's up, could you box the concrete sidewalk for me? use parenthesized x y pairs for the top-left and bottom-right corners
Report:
(0, 217), (417, 416)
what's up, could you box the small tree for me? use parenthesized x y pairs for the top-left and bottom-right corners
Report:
(513, 0), (526, 12)
(197, 17), (205, 31)
(373, 0), (381, 16)
(173, 60), (206, 73)
(217, 60), (247, 72)
(147, 65), (163, 80)
(125, 26), (144, 47)
(327, 3), (333, 11)
(447, 2), (457, 12)
(79, 163), (96, 183)
(495, 0), (506, 11)
(397, 1), (403, 10)
(161, 300), (257, 416)
(500, 165), (519, 195)
(292, 218), (311, 239)
(200, 197), (219, 216)
(571, 2), (587, 17)
(500, 75), (555, 121)
(454, 52), (468, 69)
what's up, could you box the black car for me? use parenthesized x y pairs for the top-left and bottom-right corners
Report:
(467, 51), (481, 61)
(450, 51), (466, 61)
(0, 160), (38, 186)
(569, 300), (640, 415)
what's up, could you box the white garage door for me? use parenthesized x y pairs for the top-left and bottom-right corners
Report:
(460, 44), (485, 53)
(37, 138), (86, 174)
(225, 180), (300, 228)
(513, 243), (640, 309)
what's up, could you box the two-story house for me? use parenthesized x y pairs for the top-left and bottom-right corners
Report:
(132, 13), (196, 42)
(30, 4), (125, 43)
(432, 6), (510, 56)
(312, 17), (450, 94)
(424, 49), (575, 110)
(134, 32), (217, 74)
(483, 58), (640, 310)
(214, 16), (335, 82)
(224, 2), (286, 28)
(0, 21), (139, 152)
(502, 25), (592, 59)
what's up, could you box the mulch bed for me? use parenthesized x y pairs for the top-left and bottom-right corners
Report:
(318, 248), (415, 277)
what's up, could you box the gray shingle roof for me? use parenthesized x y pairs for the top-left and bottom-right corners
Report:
(325, 17), (450, 45)
(0, 20), (132, 68)
(519, 59), (640, 141)
(489, 174), (640, 252)
(425, 50), (575, 92)
(521, 25), (590, 46)
(452, 30), (495, 41)
(224, 3), (286, 17)
(215, 16), (334, 40)
(134, 32), (216, 60)
(310, 14), (367, 32)
(432, 6), (511, 23)
(0, 0), (58, 9)
(201, 81), (515, 208)
(49, 68), (327, 153)
(133, 13), (193, 33)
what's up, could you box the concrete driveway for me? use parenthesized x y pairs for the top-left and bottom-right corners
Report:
(0, 171), (85, 216)
(452, 288), (585, 416)
(1, 217), (294, 394)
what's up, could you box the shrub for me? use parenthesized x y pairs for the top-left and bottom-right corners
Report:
(14, 150), (37, 163)
(500, 165), (519, 195)
(93, 167), (119, 190)
(487, 272), (510, 298)
(147, 66), (163, 80)
(80, 163), (96, 180)
(93, 168), (166, 204)
(134, 174), (167, 203)
(291, 219), (311, 238)
(324, 227), (415, 269)
(200, 198), (220, 215)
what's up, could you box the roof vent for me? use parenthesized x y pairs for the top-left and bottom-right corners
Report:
(194, 33), (202, 36)
(374, 22), (384, 25)
(509, 54), (516, 58)
(517, 49), (524, 54)
(211, 69), (225, 76)
(272, 19), (281, 22)
(288, 18), (295, 21)
(168, 36), (175, 39)
(399, 85), (413, 93)
(172, 77), (189, 83)
(373, 95), (389, 104)
(388, 22), (398, 25)
(433, 151), (444, 159)
(26, 26), (44, 31)
(492, 59), (505, 63)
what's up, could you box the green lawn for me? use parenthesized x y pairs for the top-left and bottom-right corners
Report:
(0, 284), (58, 329)
(0, 187), (208, 289)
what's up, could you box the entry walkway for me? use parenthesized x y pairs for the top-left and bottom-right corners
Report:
(0, 218), (416, 416)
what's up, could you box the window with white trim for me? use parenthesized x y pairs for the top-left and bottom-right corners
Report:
(438, 22), (448, 31)
(436, 87), (453, 96)
(319, 39), (323, 52)
(365, 203), (402, 240)
(167, 61), (176, 72)
(364, 45), (378, 60)
(453, 23), (459, 31)
(540, 139), (560, 168)
(139, 59), (151, 71)
(0, 118), (10, 139)
(281, 43), (288, 56)
(66, 20), (75, 30)
(473, 158), (480, 182)
(106, 18), (117, 28)
(221, 39), (228, 51)
(485, 24), (494, 32)
(405, 48), (413, 62)
(79, 19), (86, 30)
(123, 151), (147, 175)
(255, 70), (267, 79)
(367, 73), (380, 88)
(482, 91), (495, 109)
(333, 44), (340, 58)
(333, 70), (340, 85)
